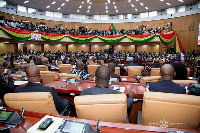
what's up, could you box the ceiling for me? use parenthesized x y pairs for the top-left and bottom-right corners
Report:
(5, 0), (199, 15)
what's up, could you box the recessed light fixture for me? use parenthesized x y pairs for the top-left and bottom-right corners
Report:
(61, 3), (65, 6)
(145, 7), (148, 9)
(131, 4), (134, 7)
(52, 1), (56, 4)
(116, 10), (118, 12)
(105, 3), (107, 4)
(106, 6), (108, 9)
(160, 0), (164, 1)
(135, 8), (138, 11)
(57, 7), (60, 10)
(77, 10), (79, 12)
(136, 0), (139, 1)
(88, 6), (91, 9)
(87, 0), (90, 3)
(87, 10), (89, 12)
(46, 6), (50, 8)
(140, 3), (144, 6)
(82, 2), (84, 4)
(113, 2), (115, 4)
(114, 6), (117, 9)
(89, 2), (92, 4)
(106, 10), (108, 13)
(107, 0), (110, 3)
(166, 3), (171, 5)
(79, 5), (82, 8)
(128, 0), (131, 2)
(24, 1), (29, 3)
(178, 0), (184, 2)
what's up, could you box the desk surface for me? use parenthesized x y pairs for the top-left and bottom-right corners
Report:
(0, 109), (198, 133)
(45, 80), (145, 98)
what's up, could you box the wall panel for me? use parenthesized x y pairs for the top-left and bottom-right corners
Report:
(0, 43), (14, 53)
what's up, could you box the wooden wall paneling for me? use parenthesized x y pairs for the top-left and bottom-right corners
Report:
(0, 43), (14, 53)
(27, 44), (41, 52)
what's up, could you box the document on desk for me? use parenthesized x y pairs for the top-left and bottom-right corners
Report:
(113, 86), (125, 93)
(27, 115), (63, 133)
(14, 81), (28, 86)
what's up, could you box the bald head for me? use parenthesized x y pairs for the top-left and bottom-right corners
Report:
(108, 63), (115, 73)
(95, 65), (110, 86)
(41, 58), (47, 64)
(26, 64), (40, 82)
(160, 64), (175, 80)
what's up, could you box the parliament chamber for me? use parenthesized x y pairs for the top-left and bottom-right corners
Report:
(0, 0), (200, 132)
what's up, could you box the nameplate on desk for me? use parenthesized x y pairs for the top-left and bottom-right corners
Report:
(14, 81), (28, 86)
(27, 115), (63, 133)
(113, 86), (125, 93)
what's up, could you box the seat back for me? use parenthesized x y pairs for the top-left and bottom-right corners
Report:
(87, 65), (100, 75)
(37, 65), (49, 71)
(128, 66), (143, 76)
(74, 94), (127, 123)
(140, 76), (162, 83)
(59, 73), (80, 80)
(172, 80), (198, 86)
(40, 71), (59, 80)
(115, 67), (120, 75)
(150, 68), (160, 76)
(142, 92), (200, 129)
(40, 73), (55, 85)
(58, 64), (72, 73)
(4, 92), (59, 115)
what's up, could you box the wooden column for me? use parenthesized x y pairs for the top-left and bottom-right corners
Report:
(66, 44), (68, 52)
(89, 44), (91, 53)
(14, 43), (18, 54)
(41, 44), (44, 53)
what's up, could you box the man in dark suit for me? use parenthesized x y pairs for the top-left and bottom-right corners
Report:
(149, 64), (186, 94)
(80, 65), (134, 116)
(0, 65), (14, 100)
(151, 59), (161, 68)
(108, 63), (121, 82)
(15, 64), (68, 113)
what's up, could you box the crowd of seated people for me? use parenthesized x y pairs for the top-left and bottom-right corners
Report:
(0, 17), (172, 35)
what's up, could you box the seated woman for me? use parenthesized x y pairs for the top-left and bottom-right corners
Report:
(172, 62), (188, 80)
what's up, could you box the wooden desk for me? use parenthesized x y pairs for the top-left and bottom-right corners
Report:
(45, 80), (145, 98)
(0, 109), (198, 133)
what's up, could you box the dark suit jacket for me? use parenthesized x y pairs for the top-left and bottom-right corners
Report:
(110, 73), (121, 82)
(15, 82), (68, 113)
(149, 80), (186, 94)
(0, 76), (14, 100)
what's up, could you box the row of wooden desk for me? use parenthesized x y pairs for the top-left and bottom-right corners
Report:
(0, 109), (197, 133)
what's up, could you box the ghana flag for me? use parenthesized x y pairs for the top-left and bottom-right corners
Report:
(108, 23), (117, 31)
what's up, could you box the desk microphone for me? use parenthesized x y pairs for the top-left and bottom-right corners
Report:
(20, 108), (25, 117)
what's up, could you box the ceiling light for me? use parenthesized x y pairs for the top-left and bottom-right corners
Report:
(106, 6), (108, 9)
(79, 5), (82, 8)
(106, 10), (108, 13)
(145, 7), (148, 9)
(178, 0), (184, 2)
(87, 0), (90, 3)
(24, 1), (29, 3)
(66, 0), (69, 1)
(160, 0), (164, 1)
(107, 0), (110, 3)
(46, 6), (50, 8)
(135, 8), (138, 11)
(114, 6), (117, 9)
(87, 10), (89, 12)
(131, 4), (134, 7)
(116, 10), (118, 12)
(166, 3), (171, 5)
(61, 3), (65, 6)
(128, 0), (131, 2)
(77, 10), (79, 12)
(105, 3), (107, 4)
(113, 2), (115, 4)
(52, 1), (56, 4)
(82, 2), (84, 4)
(88, 6), (91, 9)
(140, 3), (144, 6)
(89, 2), (92, 4)
(57, 7), (60, 10)
(136, 0), (139, 1)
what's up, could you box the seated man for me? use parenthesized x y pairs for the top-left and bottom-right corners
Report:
(15, 64), (68, 113)
(0, 65), (14, 100)
(15, 62), (27, 76)
(151, 59), (161, 68)
(80, 65), (134, 116)
(108, 63), (121, 82)
(41, 58), (51, 71)
(149, 64), (186, 94)
(70, 61), (89, 80)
